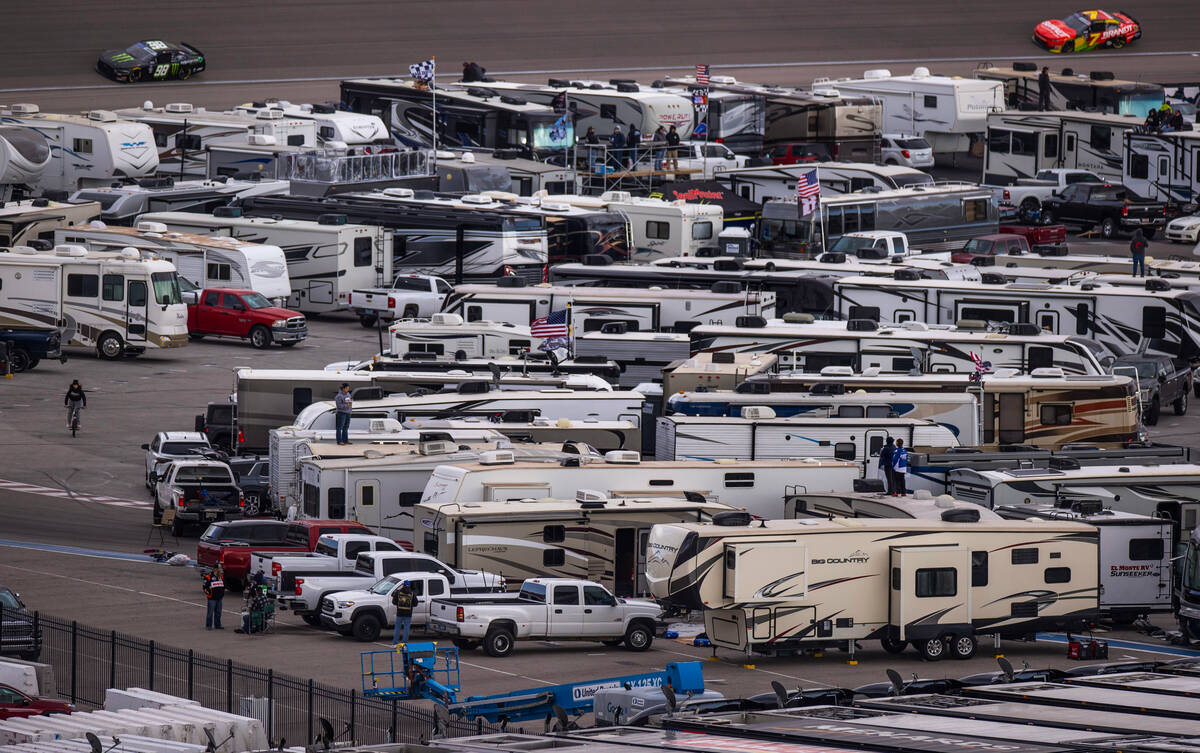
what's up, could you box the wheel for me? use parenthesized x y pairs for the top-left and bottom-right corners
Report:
(351, 613), (382, 642)
(179, 67), (192, 80)
(26, 358), (38, 370)
(403, 305), (419, 318)
(1100, 216), (1117, 239)
(96, 332), (124, 360)
(1175, 390), (1188, 416)
(249, 325), (272, 349)
(452, 638), (479, 651)
(188, 333), (205, 340)
(1146, 397), (1161, 426)
(170, 516), (184, 538)
(128, 68), (143, 83)
(884, 159), (899, 166)
(623, 622), (653, 652)
(1041, 208), (1055, 224)
(1112, 37), (1126, 49)
(1018, 198), (1040, 225)
(483, 627), (515, 657)
(601, 639), (624, 647)
(358, 313), (377, 328)
(917, 636), (946, 661)
(950, 634), (977, 660)
(301, 613), (323, 627)
(1144, 228), (1156, 240)
(880, 636), (908, 654)
(243, 492), (262, 517)
(6, 348), (31, 373)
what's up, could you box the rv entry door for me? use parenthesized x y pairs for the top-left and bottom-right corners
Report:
(126, 279), (148, 346)
(354, 479), (381, 531)
(889, 545), (971, 642)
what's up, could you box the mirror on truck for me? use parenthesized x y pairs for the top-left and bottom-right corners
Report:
(141, 443), (150, 450)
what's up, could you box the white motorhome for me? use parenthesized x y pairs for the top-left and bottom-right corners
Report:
(982, 111), (1139, 184)
(975, 65), (1164, 119)
(111, 102), (317, 177)
(0, 199), (99, 247)
(233, 100), (391, 146)
(646, 515), (1099, 657)
(717, 162), (933, 204)
(0, 125), (50, 201)
(389, 313), (536, 359)
(545, 191), (723, 259)
(825, 68), (1004, 155)
(136, 209), (391, 313)
(53, 221), (291, 301)
(0, 244), (188, 358)
(0, 105), (158, 193)
(1123, 129), (1200, 206)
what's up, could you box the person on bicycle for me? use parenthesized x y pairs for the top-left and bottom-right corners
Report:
(64, 380), (86, 428)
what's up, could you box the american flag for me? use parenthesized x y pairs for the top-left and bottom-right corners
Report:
(796, 168), (820, 217)
(695, 64), (710, 86)
(531, 309), (569, 338)
(409, 58), (435, 83)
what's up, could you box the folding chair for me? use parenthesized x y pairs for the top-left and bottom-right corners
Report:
(145, 508), (179, 546)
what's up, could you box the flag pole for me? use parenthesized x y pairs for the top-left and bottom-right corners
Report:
(431, 56), (438, 153)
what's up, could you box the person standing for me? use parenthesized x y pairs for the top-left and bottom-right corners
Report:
(584, 126), (600, 168)
(334, 383), (352, 445)
(391, 580), (415, 645)
(626, 123), (641, 169)
(651, 126), (667, 169)
(64, 379), (86, 429)
(608, 127), (626, 172)
(1130, 228), (1148, 277)
(203, 565), (225, 630)
(665, 125), (681, 171)
(878, 437), (896, 495)
(1038, 67), (1052, 111)
(891, 439), (909, 497)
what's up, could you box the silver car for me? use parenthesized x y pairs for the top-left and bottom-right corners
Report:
(141, 431), (211, 487)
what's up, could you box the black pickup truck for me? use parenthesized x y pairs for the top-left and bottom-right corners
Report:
(0, 585), (40, 661)
(1042, 183), (1168, 239)
(1110, 354), (1191, 425)
(0, 328), (64, 373)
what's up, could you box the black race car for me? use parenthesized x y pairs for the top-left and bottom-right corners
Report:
(96, 40), (205, 83)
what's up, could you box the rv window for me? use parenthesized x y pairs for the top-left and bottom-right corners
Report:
(543, 549), (565, 567)
(1039, 404), (1072, 426)
(509, 339), (531, 354)
(837, 406), (866, 418)
(891, 567), (900, 590)
(646, 221), (670, 240)
(915, 567), (956, 597)
(1043, 134), (1059, 159)
(600, 104), (617, 121)
(833, 442), (856, 461)
(739, 185), (752, 200)
(1012, 132), (1037, 157)
(291, 388), (313, 416)
(553, 585), (579, 605)
(827, 205), (844, 237)
(1011, 548), (1039, 565)
(1129, 154), (1149, 179)
(327, 488), (346, 519)
(1159, 156), (1169, 176)
(353, 237), (372, 268)
(962, 199), (988, 222)
(1044, 567), (1071, 584)
(804, 353), (857, 373)
(724, 472), (755, 488)
(1129, 538), (1165, 561)
(971, 551), (988, 586)
(318, 126), (336, 141)
(203, 291), (220, 306)
(72, 138), (93, 155)
(988, 129), (1010, 155)
(843, 206), (860, 234)
(648, 479), (674, 487)
(892, 357), (916, 371)
(409, 343), (445, 355)
(154, 132), (170, 148)
(359, 485), (375, 507)
(923, 95), (937, 109)
(868, 435), (884, 456)
(1074, 303), (1090, 335)
(960, 306), (1014, 323)
(1142, 307), (1167, 340)
(67, 274), (99, 298)
(1038, 311), (1056, 332)
(1065, 133), (1076, 152)
(998, 392), (1025, 444)
(423, 533), (437, 556)
(895, 310), (914, 323)
(543, 525), (565, 543)
(102, 274), (124, 302)
(692, 222), (713, 241)
(585, 586), (616, 606)
(466, 305), (483, 322)
(303, 484), (319, 517)
(398, 492), (422, 508)
(207, 263), (232, 282)
(1090, 126), (1112, 151)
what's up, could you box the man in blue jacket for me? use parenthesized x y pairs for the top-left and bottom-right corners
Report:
(892, 438), (909, 497)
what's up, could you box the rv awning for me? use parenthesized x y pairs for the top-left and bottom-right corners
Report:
(651, 181), (761, 226)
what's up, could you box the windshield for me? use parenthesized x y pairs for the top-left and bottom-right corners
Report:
(162, 441), (208, 455)
(830, 236), (877, 254)
(895, 138), (930, 150)
(174, 466), (234, 484)
(370, 576), (400, 595)
(891, 173), (934, 188)
(1119, 362), (1160, 379)
(1064, 13), (1090, 33)
(0, 589), (21, 610)
(151, 271), (181, 305)
(242, 292), (273, 309)
(177, 276), (200, 293)
(1121, 91), (1166, 118)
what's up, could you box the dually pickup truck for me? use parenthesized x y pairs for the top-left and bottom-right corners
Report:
(428, 578), (662, 657)
(152, 459), (243, 536)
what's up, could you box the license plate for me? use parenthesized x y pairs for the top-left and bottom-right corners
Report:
(205, 511), (218, 520)
(431, 622), (450, 633)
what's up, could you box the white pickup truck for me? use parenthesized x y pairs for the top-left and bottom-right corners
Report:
(823, 230), (917, 261)
(674, 141), (748, 179)
(989, 169), (1103, 224)
(428, 578), (661, 657)
(151, 460), (243, 536)
(349, 274), (451, 328)
(319, 572), (451, 641)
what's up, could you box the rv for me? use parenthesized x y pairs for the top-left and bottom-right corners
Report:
(136, 209), (391, 313)
(574, 330), (692, 387)
(786, 488), (1004, 521)
(547, 191), (724, 260)
(233, 100), (391, 146)
(340, 77), (574, 154)
(833, 275), (1200, 360)
(53, 221), (292, 301)
(1123, 129), (1200, 205)
(402, 416), (640, 452)
(444, 281), (774, 333)
(718, 162), (933, 204)
(111, 102), (317, 177)
(0, 125), (50, 201)
(436, 150), (578, 196)
(388, 314), (536, 359)
(0, 104), (158, 193)
(68, 176), (289, 224)
(1181, 527), (1200, 641)
(417, 494), (732, 595)
(663, 352), (779, 394)
(982, 111), (1140, 184)
(975, 64), (1164, 118)
(948, 464), (1200, 540)
(646, 515), (1099, 656)
(824, 68), (1005, 155)
(0, 199), (99, 247)
(995, 504), (1174, 620)
(0, 244), (187, 359)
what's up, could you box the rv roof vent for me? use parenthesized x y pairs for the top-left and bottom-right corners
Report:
(479, 449), (516, 465)
(1145, 278), (1171, 292)
(9, 103), (39, 115)
(54, 244), (88, 258)
(417, 439), (456, 456)
(710, 281), (741, 294)
(981, 272), (1007, 285)
(495, 275), (526, 288)
(247, 133), (277, 146)
(1031, 367), (1065, 378)
(711, 352), (736, 364)
(461, 194), (493, 205)
(819, 366), (855, 377)
(582, 254), (612, 266)
(87, 110), (118, 123)
(911, 66), (931, 79)
(255, 108), (285, 120)
(1048, 456), (1081, 470)
(9, 246), (38, 255)
(164, 102), (194, 114)
(540, 201), (572, 212)
(615, 83), (640, 93)
(736, 315), (767, 329)
(710, 75), (738, 85)
(911, 489), (933, 500)
(1006, 322), (1041, 336)
(118, 247), (141, 260)
(317, 213), (347, 225)
(955, 319), (988, 330)
(776, 312), (811, 324)
(893, 268), (920, 281)
(1070, 499), (1104, 515)
(577, 488), (607, 505)
(604, 450), (640, 465)
(499, 94), (527, 106)
(600, 322), (628, 335)
(713, 511), (753, 527)
(547, 78), (571, 87)
(1080, 282), (1098, 291)
(899, 320), (929, 331)
(212, 206), (242, 218)
(933, 494), (956, 508)
(847, 318), (877, 332)
(411, 189), (436, 200)
(466, 87), (493, 99)
(818, 252), (847, 264)
(741, 406), (776, 420)
(812, 87), (841, 98)
(600, 191), (633, 202)
(1012, 61), (1039, 72)
(382, 187), (415, 199)
(136, 221), (168, 234)
(713, 258), (744, 271)
(941, 508), (981, 523)
(430, 312), (464, 326)
(1089, 71), (1115, 81)
(863, 69), (892, 80)
(853, 477), (885, 493)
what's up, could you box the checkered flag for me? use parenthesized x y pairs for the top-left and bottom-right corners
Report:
(409, 58), (435, 83)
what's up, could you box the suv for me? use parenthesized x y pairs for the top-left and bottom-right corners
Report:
(881, 134), (934, 168)
(0, 587), (40, 661)
(141, 431), (211, 488)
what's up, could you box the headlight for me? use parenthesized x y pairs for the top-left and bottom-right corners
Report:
(271, 320), (287, 327)
(336, 600), (355, 608)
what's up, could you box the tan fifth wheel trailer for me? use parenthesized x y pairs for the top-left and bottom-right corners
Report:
(647, 515), (1099, 659)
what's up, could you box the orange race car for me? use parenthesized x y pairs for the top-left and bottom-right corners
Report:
(1033, 10), (1140, 53)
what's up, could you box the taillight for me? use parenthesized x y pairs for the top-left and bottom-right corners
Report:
(1003, 189), (1011, 201)
(295, 578), (304, 595)
(456, 606), (464, 623)
(272, 562), (281, 575)
(901, 150), (911, 158)
(239, 492), (245, 509)
(175, 492), (184, 508)
(1122, 204), (1129, 217)
(388, 296), (396, 309)
(237, 430), (245, 444)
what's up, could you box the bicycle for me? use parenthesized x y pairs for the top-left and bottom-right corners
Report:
(67, 402), (82, 437)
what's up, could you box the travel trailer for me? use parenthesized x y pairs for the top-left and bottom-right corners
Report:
(388, 314), (536, 359)
(824, 68), (1005, 154)
(574, 330), (692, 387)
(0, 244), (187, 359)
(0, 104), (158, 192)
(975, 65), (1165, 118)
(233, 100), (391, 146)
(0, 125), (50, 201)
(1123, 129), (1200, 205)
(786, 488), (1004, 521)
(68, 176), (289, 224)
(401, 416), (640, 452)
(137, 209), (392, 313)
(663, 352), (779, 394)
(417, 493), (733, 595)
(717, 162), (933, 204)
(53, 221), (292, 301)
(1181, 527), (1200, 641)
(0, 199), (99, 247)
(436, 150), (578, 196)
(546, 191), (724, 260)
(982, 111), (1138, 184)
(646, 515), (1099, 656)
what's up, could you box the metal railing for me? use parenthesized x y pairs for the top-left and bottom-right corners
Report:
(284, 149), (436, 186)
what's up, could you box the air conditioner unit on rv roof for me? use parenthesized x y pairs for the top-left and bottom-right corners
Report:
(136, 221), (168, 234)
(164, 103), (194, 114)
(741, 406), (776, 420)
(430, 313), (464, 326)
(604, 450), (640, 465)
(479, 450), (515, 465)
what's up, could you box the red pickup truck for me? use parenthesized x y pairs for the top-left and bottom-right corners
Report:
(186, 288), (308, 349)
(998, 223), (1067, 249)
(196, 519), (371, 589)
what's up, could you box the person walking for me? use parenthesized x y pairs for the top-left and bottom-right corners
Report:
(203, 565), (225, 630)
(878, 437), (896, 495)
(64, 379), (86, 429)
(391, 580), (415, 645)
(608, 127), (626, 172)
(1038, 67), (1052, 111)
(1130, 228), (1148, 277)
(651, 126), (667, 170)
(891, 439), (909, 497)
(665, 125), (681, 171)
(334, 383), (352, 445)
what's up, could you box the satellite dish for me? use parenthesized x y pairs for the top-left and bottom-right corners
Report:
(86, 733), (103, 753)
(551, 703), (570, 732)
(771, 680), (789, 709)
(886, 668), (905, 697)
(318, 717), (335, 749)
(661, 684), (678, 714)
(997, 656), (1015, 682)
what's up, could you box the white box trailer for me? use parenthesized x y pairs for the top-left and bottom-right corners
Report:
(234, 100), (391, 146)
(389, 313), (537, 359)
(982, 110), (1137, 184)
(575, 330), (692, 387)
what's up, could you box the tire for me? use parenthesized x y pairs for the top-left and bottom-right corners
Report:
(249, 325), (272, 349)
(1146, 397), (1161, 426)
(188, 333), (205, 340)
(26, 358), (38, 370)
(1018, 198), (1040, 225)
(6, 348), (31, 373)
(179, 67), (192, 80)
(243, 492), (262, 517)
(1175, 390), (1188, 416)
(351, 613), (382, 642)
(950, 634), (978, 660)
(301, 613), (323, 627)
(403, 305), (419, 319)
(601, 639), (624, 647)
(452, 638), (479, 651)
(623, 622), (653, 652)
(128, 68), (143, 83)
(97, 332), (124, 360)
(358, 313), (377, 328)
(917, 636), (946, 662)
(1041, 208), (1055, 224)
(483, 627), (515, 657)
(1112, 37), (1126, 49)
(880, 636), (908, 654)
(1100, 216), (1117, 239)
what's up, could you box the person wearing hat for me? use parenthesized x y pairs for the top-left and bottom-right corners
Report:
(391, 579), (415, 645)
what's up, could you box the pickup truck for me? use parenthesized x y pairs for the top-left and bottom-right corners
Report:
(193, 401), (237, 453)
(142, 431), (212, 488)
(997, 223), (1067, 250)
(951, 233), (1031, 265)
(186, 288), (307, 349)
(989, 169), (1103, 224)
(350, 274), (451, 328)
(0, 328), (64, 373)
(428, 578), (661, 657)
(320, 572), (452, 641)
(0, 586), (40, 661)
(1041, 183), (1168, 239)
(252, 533), (405, 618)
(196, 518), (373, 590)
(823, 230), (916, 261)
(289, 551), (504, 623)
(151, 460), (243, 536)
(1110, 354), (1191, 425)
(674, 141), (748, 179)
